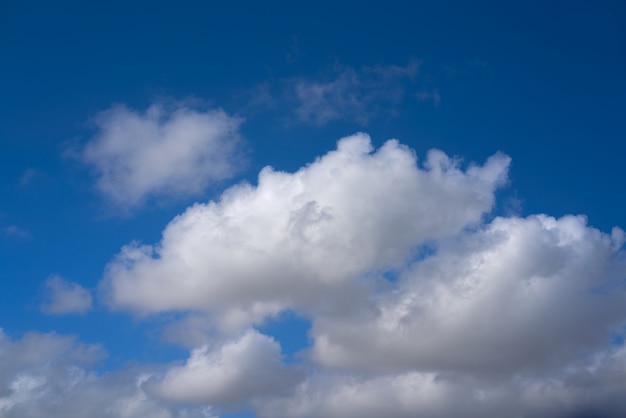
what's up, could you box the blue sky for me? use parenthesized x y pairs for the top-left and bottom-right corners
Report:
(1, 1), (625, 417)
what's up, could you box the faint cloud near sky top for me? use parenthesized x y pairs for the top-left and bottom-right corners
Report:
(244, 59), (441, 126)
(18, 168), (43, 187)
(285, 35), (300, 65)
(4, 225), (30, 239)
(416, 88), (441, 108)
(443, 58), (491, 77)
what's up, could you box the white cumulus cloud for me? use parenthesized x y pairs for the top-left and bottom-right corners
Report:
(100, 133), (510, 329)
(76, 102), (243, 210)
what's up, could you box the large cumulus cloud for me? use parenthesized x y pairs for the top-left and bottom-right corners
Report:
(85, 133), (626, 417)
(101, 133), (510, 329)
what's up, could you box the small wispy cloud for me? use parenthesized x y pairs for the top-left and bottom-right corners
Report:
(242, 60), (425, 126)
(285, 60), (421, 125)
(416, 88), (441, 107)
(41, 275), (92, 315)
(4, 225), (29, 239)
(443, 58), (491, 77)
(285, 35), (300, 64)
(18, 168), (43, 187)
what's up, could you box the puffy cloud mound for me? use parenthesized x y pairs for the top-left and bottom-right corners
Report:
(157, 329), (303, 407)
(101, 133), (510, 328)
(77, 102), (243, 210)
(40, 275), (92, 315)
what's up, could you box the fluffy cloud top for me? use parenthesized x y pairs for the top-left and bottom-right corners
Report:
(40, 275), (92, 315)
(101, 133), (510, 328)
(157, 329), (302, 407)
(77, 103), (243, 210)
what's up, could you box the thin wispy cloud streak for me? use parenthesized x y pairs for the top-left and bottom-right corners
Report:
(245, 61), (428, 126)
(288, 61), (422, 125)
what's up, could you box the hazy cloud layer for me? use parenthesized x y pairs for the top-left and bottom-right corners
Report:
(40, 275), (92, 315)
(416, 88), (441, 107)
(3, 225), (29, 239)
(287, 61), (420, 125)
(76, 102), (243, 210)
(247, 60), (420, 126)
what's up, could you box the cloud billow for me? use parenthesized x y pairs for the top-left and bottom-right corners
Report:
(157, 329), (303, 407)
